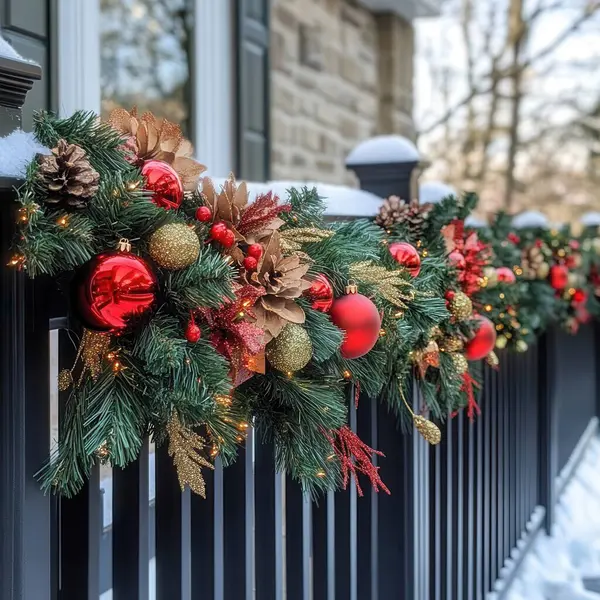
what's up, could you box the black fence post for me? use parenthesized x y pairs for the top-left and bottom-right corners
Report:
(345, 135), (426, 201)
(537, 330), (558, 531)
(0, 54), (43, 600)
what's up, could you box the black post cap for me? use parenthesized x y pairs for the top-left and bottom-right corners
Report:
(345, 135), (426, 201)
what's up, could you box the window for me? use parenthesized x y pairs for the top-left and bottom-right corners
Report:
(100, 0), (194, 138)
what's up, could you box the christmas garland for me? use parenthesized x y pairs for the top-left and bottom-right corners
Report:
(8, 108), (599, 500)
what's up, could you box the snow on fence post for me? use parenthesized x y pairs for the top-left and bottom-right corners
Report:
(345, 135), (425, 202)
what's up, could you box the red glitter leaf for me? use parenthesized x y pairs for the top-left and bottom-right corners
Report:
(323, 426), (390, 497)
(237, 191), (291, 236)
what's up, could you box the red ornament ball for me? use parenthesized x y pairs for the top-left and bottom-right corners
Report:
(573, 288), (587, 304)
(247, 243), (263, 260)
(243, 256), (258, 271)
(141, 160), (184, 210)
(496, 266), (516, 284)
(220, 229), (236, 248)
(195, 206), (212, 222)
(448, 250), (466, 269)
(550, 265), (569, 291)
(210, 222), (228, 241)
(508, 233), (520, 245)
(185, 322), (202, 343)
(465, 316), (497, 361)
(389, 242), (421, 277)
(73, 251), (157, 332)
(330, 291), (381, 359)
(303, 273), (334, 313)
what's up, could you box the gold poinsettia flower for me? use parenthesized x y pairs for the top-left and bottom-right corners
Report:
(108, 107), (206, 190)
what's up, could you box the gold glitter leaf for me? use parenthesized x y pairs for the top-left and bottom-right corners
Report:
(167, 412), (214, 498)
(349, 261), (415, 308)
(280, 227), (333, 253)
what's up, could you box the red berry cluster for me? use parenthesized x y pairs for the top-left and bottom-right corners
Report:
(209, 222), (235, 248)
(244, 244), (263, 271)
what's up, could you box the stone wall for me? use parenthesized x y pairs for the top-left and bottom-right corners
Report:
(270, 0), (415, 185)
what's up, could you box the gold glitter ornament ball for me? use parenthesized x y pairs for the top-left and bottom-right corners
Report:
(450, 352), (469, 375)
(266, 323), (313, 373)
(413, 414), (442, 445)
(449, 291), (473, 321)
(149, 223), (200, 270)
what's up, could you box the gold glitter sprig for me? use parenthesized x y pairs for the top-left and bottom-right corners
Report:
(349, 261), (415, 308)
(280, 227), (333, 252)
(167, 412), (214, 498)
(57, 328), (111, 392)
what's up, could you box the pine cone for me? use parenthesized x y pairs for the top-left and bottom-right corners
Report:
(521, 246), (545, 279)
(375, 196), (407, 228)
(375, 197), (431, 237)
(37, 140), (99, 209)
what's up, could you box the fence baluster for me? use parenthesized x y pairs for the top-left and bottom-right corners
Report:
(155, 445), (191, 599)
(113, 440), (150, 600)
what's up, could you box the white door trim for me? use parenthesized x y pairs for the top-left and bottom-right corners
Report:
(194, 0), (235, 178)
(56, 0), (101, 115)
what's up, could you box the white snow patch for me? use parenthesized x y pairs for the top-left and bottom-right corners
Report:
(210, 177), (384, 218)
(0, 33), (40, 65)
(420, 181), (458, 205)
(345, 135), (420, 166)
(465, 215), (487, 228)
(500, 435), (600, 600)
(512, 210), (549, 230)
(581, 212), (600, 227)
(0, 130), (50, 179)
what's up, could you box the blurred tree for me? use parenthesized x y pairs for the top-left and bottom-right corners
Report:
(417, 0), (600, 220)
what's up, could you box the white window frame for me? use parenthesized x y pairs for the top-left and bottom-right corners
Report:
(56, 0), (235, 178)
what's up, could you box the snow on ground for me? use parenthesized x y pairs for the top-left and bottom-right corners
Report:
(502, 437), (600, 600)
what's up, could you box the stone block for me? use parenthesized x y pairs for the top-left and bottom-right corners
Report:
(273, 3), (298, 31)
(299, 24), (324, 71)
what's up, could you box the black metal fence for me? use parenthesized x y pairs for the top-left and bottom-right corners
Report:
(1, 55), (599, 600)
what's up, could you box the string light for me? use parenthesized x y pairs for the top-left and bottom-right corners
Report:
(7, 254), (25, 267)
(216, 395), (232, 407)
(499, 312), (505, 318)
(316, 471), (326, 478)
(342, 370), (352, 380)
(480, 277), (488, 288)
(499, 293), (505, 299)
(557, 249), (566, 258)
(394, 310), (405, 319)
(57, 216), (68, 227)
(421, 250), (429, 258)
(127, 180), (141, 191)
(379, 329), (387, 337)
(568, 288), (576, 296)
(242, 299), (252, 308)
(496, 324), (504, 331)
(484, 304), (492, 312)
(416, 240), (423, 248)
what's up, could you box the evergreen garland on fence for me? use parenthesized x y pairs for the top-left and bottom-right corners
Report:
(5, 108), (600, 500)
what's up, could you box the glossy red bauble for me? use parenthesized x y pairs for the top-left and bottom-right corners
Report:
(448, 250), (466, 269)
(72, 251), (158, 332)
(330, 292), (381, 359)
(247, 244), (263, 260)
(243, 256), (258, 271)
(507, 233), (520, 245)
(195, 206), (212, 222)
(141, 160), (184, 210)
(220, 229), (236, 248)
(550, 265), (569, 291)
(303, 273), (334, 313)
(496, 266), (516, 284)
(573, 288), (587, 304)
(465, 316), (497, 361)
(185, 322), (202, 343)
(389, 242), (421, 277)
